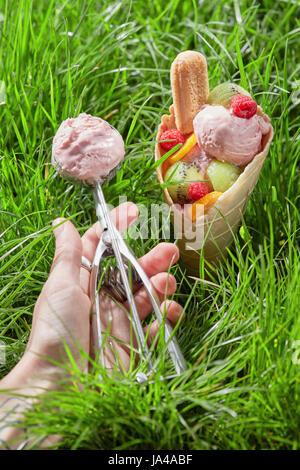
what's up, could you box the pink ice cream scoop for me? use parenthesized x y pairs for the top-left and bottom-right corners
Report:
(193, 105), (271, 166)
(52, 113), (125, 184)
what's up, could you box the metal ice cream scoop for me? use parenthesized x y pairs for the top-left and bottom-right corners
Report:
(52, 118), (187, 383)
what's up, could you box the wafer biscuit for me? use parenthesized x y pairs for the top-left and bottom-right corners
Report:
(170, 51), (209, 134)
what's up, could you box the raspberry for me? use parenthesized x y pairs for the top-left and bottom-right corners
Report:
(160, 129), (185, 151)
(230, 94), (257, 119)
(188, 182), (209, 201)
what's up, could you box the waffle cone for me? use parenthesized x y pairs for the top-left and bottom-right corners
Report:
(155, 105), (274, 275)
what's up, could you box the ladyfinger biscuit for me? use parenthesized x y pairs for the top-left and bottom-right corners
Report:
(170, 51), (209, 134)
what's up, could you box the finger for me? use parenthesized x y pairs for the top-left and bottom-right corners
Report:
(160, 299), (185, 327)
(111, 272), (177, 355)
(91, 243), (179, 304)
(123, 272), (177, 321)
(143, 300), (184, 343)
(49, 218), (82, 288)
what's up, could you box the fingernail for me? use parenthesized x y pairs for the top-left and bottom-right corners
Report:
(52, 218), (65, 237)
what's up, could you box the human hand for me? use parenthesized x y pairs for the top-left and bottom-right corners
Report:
(25, 202), (183, 378)
(0, 203), (184, 449)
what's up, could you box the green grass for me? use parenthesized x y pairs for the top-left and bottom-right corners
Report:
(0, 0), (299, 450)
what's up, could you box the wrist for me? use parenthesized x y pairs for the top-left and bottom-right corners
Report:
(1, 351), (61, 396)
(0, 352), (63, 450)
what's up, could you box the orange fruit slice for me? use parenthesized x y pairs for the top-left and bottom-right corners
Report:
(168, 133), (197, 164)
(188, 191), (223, 222)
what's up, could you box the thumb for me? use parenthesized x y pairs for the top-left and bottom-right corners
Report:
(50, 218), (82, 285)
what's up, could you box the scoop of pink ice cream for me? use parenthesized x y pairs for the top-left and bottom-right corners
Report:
(182, 143), (212, 178)
(193, 105), (271, 166)
(52, 113), (125, 184)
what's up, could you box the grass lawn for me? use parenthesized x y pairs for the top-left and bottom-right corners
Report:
(0, 0), (299, 450)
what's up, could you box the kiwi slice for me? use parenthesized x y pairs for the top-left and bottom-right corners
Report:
(164, 161), (205, 203)
(207, 83), (251, 107)
(207, 160), (241, 193)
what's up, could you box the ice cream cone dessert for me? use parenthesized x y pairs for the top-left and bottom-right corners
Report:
(155, 51), (274, 275)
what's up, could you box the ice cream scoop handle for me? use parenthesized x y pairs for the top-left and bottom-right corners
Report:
(89, 237), (107, 363)
(93, 182), (153, 371)
(121, 248), (187, 375)
(92, 182), (186, 377)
